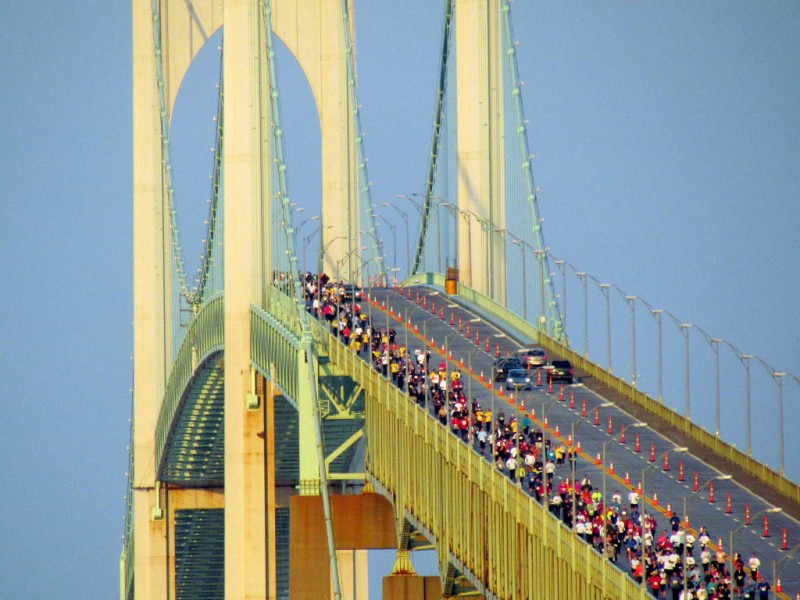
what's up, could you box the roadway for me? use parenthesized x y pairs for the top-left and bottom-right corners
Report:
(362, 284), (800, 596)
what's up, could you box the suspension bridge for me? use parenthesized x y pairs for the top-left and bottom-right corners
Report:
(123, 1), (799, 598)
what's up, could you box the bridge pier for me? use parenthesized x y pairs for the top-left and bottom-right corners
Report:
(289, 491), (397, 598)
(382, 550), (442, 600)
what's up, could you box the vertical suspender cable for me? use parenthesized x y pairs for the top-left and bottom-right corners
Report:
(411, 0), (454, 276)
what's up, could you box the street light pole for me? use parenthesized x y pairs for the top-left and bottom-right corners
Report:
(741, 354), (752, 456)
(639, 447), (688, 596)
(599, 283), (611, 372)
(652, 309), (663, 402)
(626, 296), (637, 387)
(681, 323), (692, 419)
(577, 272), (588, 357)
(512, 239), (528, 321)
(554, 259), (566, 332)
(373, 214), (397, 272)
(774, 371), (786, 474)
(382, 202), (411, 278)
(534, 250), (546, 335)
(711, 338), (721, 437)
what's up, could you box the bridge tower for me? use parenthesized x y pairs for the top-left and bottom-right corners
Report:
(132, 1), (369, 598)
(456, 0), (507, 304)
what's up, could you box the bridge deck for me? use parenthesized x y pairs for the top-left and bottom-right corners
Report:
(363, 284), (800, 596)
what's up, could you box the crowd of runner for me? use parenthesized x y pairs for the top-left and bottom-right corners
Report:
(301, 272), (776, 599)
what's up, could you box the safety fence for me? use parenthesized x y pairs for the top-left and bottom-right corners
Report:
(154, 295), (225, 476)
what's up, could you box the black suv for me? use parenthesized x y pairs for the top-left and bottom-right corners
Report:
(547, 360), (574, 384)
(494, 357), (524, 381)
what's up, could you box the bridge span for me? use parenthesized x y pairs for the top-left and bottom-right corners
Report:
(123, 277), (800, 599)
(360, 281), (800, 598)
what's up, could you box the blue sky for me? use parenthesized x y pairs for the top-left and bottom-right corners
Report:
(1, 1), (798, 598)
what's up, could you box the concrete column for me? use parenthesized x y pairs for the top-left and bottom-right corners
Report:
(132, 0), (170, 596)
(456, 0), (506, 303)
(289, 493), (397, 599)
(223, 0), (269, 597)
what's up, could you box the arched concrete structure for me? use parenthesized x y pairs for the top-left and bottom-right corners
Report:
(133, 1), (360, 598)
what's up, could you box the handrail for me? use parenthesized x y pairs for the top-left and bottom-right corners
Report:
(154, 295), (225, 473)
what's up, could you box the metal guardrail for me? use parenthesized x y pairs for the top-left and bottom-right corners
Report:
(154, 295), (225, 479)
(404, 273), (800, 505)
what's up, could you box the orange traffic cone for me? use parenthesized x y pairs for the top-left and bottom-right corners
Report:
(625, 472), (631, 485)
(519, 399), (526, 412)
(666, 504), (673, 517)
(652, 493), (659, 507)
(608, 462), (615, 475)
(595, 453), (602, 465)
(569, 390), (576, 409)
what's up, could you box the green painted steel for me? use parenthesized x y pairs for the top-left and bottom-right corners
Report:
(251, 304), (302, 405)
(160, 355), (225, 484)
(154, 296), (225, 474)
(174, 509), (225, 599)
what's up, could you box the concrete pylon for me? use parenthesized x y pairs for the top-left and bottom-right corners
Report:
(132, 1), (364, 598)
(456, 0), (507, 304)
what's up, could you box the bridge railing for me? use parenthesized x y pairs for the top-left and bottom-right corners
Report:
(323, 332), (641, 599)
(404, 273), (800, 505)
(154, 295), (225, 477)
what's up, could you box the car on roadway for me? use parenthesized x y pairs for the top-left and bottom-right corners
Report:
(341, 284), (362, 302)
(547, 360), (574, 384)
(493, 357), (524, 381)
(505, 368), (532, 391)
(519, 347), (548, 369)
